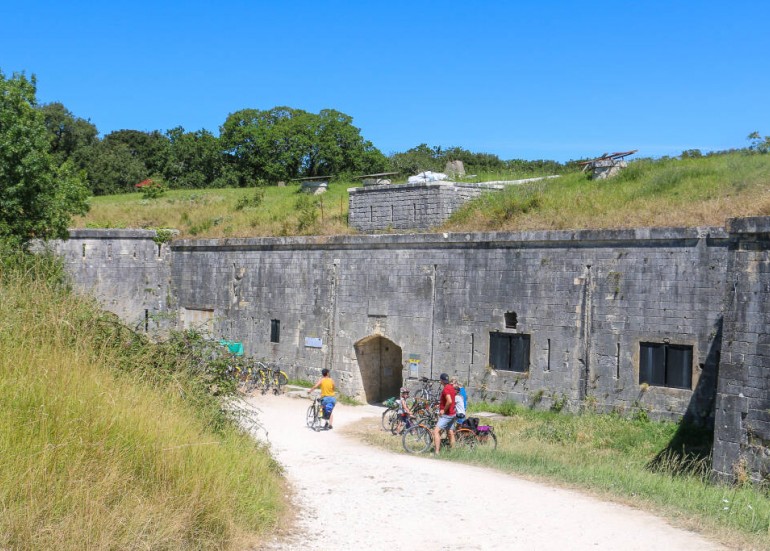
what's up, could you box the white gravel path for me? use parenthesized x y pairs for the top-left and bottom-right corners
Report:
(245, 392), (724, 551)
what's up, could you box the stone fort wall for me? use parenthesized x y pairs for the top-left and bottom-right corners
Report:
(348, 181), (497, 231)
(50, 221), (770, 484)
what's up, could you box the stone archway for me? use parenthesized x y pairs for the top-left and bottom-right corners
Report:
(354, 335), (403, 403)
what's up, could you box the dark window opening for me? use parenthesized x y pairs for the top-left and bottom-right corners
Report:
(639, 342), (692, 389)
(489, 332), (530, 373)
(504, 311), (518, 328)
(270, 319), (281, 343)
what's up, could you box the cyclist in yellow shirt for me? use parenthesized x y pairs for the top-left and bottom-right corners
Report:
(308, 368), (336, 429)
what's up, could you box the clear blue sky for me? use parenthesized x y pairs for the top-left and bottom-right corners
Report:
(2, 1), (767, 162)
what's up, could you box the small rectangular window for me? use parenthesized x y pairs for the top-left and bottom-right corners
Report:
(270, 319), (281, 343)
(639, 342), (692, 389)
(489, 332), (530, 373)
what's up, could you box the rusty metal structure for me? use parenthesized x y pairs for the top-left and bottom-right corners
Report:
(578, 150), (638, 179)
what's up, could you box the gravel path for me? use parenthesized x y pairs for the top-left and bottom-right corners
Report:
(245, 393), (723, 551)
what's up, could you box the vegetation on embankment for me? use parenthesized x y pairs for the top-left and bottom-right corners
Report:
(446, 151), (770, 232)
(353, 402), (770, 550)
(72, 151), (770, 239)
(0, 251), (285, 550)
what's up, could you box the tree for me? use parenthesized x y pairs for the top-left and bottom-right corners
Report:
(39, 102), (98, 167)
(79, 140), (147, 195)
(164, 126), (231, 188)
(0, 71), (89, 246)
(103, 129), (170, 175)
(389, 144), (446, 175)
(220, 106), (387, 185)
(747, 131), (770, 154)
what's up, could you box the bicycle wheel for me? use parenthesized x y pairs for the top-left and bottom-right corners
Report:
(381, 408), (397, 431)
(402, 425), (433, 454)
(476, 427), (498, 450)
(389, 411), (402, 435)
(454, 427), (478, 449)
(306, 404), (316, 428)
(276, 370), (289, 386)
(257, 369), (270, 395)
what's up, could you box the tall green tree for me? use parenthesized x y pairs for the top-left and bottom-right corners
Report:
(39, 102), (98, 167)
(0, 71), (89, 245)
(164, 127), (233, 188)
(220, 106), (387, 185)
(78, 140), (148, 195)
(103, 129), (170, 176)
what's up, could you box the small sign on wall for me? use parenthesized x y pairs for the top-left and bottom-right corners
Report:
(408, 354), (421, 378)
(305, 337), (323, 348)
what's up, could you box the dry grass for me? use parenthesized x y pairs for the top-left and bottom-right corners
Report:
(73, 153), (770, 239)
(0, 256), (286, 550)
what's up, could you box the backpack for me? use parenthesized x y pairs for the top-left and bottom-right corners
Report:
(465, 417), (480, 431)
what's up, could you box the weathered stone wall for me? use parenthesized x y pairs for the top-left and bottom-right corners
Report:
(712, 217), (770, 484)
(348, 182), (497, 231)
(48, 229), (175, 333)
(52, 227), (726, 425)
(51, 220), (770, 484)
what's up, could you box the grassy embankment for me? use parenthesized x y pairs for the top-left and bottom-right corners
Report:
(0, 253), (286, 550)
(447, 152), (770, 232)
(352, 400), (770, 550)
(73, 152), (770, 238)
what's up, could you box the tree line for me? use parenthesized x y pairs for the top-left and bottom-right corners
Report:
(19, 74), (587, 197)
(42, 103), (583, 197)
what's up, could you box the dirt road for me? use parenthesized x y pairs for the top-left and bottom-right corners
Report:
(245, 393), (723, 551)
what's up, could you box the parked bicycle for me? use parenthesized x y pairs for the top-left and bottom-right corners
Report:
(402, 415), (497, 453)
(253, 361), (289, 395)
(381, 396), (399, 433)
(412, 376), (442, 403)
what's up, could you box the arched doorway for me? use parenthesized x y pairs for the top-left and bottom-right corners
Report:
(354, 335), (403, 403)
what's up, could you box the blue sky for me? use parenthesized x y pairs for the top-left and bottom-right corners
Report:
(2, 1), (768, 162)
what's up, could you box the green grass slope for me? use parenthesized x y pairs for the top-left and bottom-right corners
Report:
(0, 255), (285, 550)
(73, 152), (770, 239)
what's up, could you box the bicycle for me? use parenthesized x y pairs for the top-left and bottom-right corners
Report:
(413, 376), (442, 402)
(380, 396), (400, 432)
(306, 396), (326, 431)
(456, 418), (498, 450)
(268, 363), (289, 393)
(402, 415), (485, 454)
(255, 361), (289, 395)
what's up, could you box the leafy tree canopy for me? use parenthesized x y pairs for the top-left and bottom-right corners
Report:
(0, 71), (89, 246)
(220, 106), (387, 185)
(165, 126), (235, 189)
(39, 102), (98, 167)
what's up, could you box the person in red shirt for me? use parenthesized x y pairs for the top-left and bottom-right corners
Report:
(432, 373), (456, 454)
